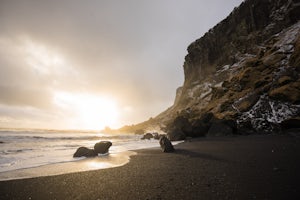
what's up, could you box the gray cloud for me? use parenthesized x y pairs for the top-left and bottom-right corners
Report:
(0, 0), (243, 129)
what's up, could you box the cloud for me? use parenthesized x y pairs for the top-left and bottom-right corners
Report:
(0, 0), (243, 129)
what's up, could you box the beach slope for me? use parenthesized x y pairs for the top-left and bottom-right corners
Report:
(0, 134), (299, 199)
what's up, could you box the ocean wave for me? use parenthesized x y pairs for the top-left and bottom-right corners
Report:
(1, 149), (34, 155)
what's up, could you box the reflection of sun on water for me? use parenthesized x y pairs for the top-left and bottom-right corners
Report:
(54, 92), (119, 130)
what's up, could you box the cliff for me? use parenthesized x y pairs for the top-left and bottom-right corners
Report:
(120, 0), (300, 139)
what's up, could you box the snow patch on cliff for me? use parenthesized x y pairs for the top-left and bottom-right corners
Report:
(238, 94), (300, 132)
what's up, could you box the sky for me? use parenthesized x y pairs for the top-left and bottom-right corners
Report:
(0, 0), (243, 130)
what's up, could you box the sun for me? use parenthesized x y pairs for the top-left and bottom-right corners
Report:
(54, 92), (119, 130)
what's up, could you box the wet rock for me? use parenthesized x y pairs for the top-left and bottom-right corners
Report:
(152, 132), (160, 140)
(94, 141), (112, 154)
(159, 135), (174, 153)
(141, 133), (154, 140)
(73, 147), (97, 158)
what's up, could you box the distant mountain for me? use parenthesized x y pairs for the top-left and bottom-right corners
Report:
(120, 0), (300, 139)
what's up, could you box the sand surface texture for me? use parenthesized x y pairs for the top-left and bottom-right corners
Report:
(0, 134), (299, 200)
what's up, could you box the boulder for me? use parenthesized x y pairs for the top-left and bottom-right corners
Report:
(159, 135), (174, 153)
(165, 116), (192, 141)
(152, 132), (160, 140)
(184, 112), (215, 137)
(73, 147), (97, 158)
(94, 141), (112, 154)
(167, 128), (186, 141)
(141, 133), (154, 140)
(207, 119), (236, 137)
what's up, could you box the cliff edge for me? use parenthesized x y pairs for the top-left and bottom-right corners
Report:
(119, 0), (300, 139)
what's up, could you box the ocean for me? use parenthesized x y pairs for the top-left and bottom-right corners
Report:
(0, 129), (171, 180)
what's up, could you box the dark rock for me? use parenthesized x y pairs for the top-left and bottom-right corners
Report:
(141, 133), (154, 140)
(237, 120), (255, 135)
(280, 118), (300, 129)
(290, 35), (300, 71)
(165, 115), (192, 141)
(73, 147), (97, 158)
(268, 81), (300, 103)
(159, 135), (174, 153)
(152, 132), (160, 140)
(211, 87), (228, 100)
(167, 128), (186, 141)
(94, 141), (112, 154)
(200, 112), (214, 123)
(207, 120), (236, 137)
(189, 119), (210, 137)
(173, 116), (192, 131)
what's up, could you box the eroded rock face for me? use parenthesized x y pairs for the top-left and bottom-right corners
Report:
(166, 5), (300, 134)
(183, 0), (300, 88)
(122, 0), (300, 135)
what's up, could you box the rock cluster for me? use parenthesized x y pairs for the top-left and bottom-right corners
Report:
(141, 132), (161, 140)
(73, 141), (112, 158)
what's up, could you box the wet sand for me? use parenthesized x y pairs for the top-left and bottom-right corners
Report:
(0, 134), (299, 199)
(0, 151), (136, 181)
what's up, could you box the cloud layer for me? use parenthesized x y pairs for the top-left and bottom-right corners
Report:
(0, 0), (243, 129)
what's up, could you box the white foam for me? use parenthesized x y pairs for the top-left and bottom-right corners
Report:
(0, 130), (181, 180)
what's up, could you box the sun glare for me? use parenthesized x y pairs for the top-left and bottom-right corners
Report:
(54, 92), (119, 130)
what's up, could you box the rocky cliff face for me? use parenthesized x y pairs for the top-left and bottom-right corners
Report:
(123, 0), (300, 138)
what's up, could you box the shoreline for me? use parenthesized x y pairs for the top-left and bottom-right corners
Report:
(1, 134), (299, 199)
(0, 138), (183, 181)
(0, 150), (137, 181)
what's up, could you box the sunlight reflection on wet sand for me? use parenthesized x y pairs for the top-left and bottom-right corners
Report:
(0, 151), (137, 181)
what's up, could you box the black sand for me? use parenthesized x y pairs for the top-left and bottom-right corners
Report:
(0, 134), (299, 200)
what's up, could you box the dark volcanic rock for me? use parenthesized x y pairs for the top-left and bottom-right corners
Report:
(207, 120), (237, 137)
(94, 141), (112, 154)
(152, 132), (160, 140)
(167, 128), (186, 141)
(73, 147), (97, 158)
(280, 118), (300, 129)
(159, 135), (174, 153)
(165, 116), (192, 141)
(141, 133), (154, 140)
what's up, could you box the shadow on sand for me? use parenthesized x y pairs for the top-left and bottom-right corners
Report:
(174, 148), (228, 162)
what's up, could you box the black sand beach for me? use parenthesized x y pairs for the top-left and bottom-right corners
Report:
(0, 134), (299, 200)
